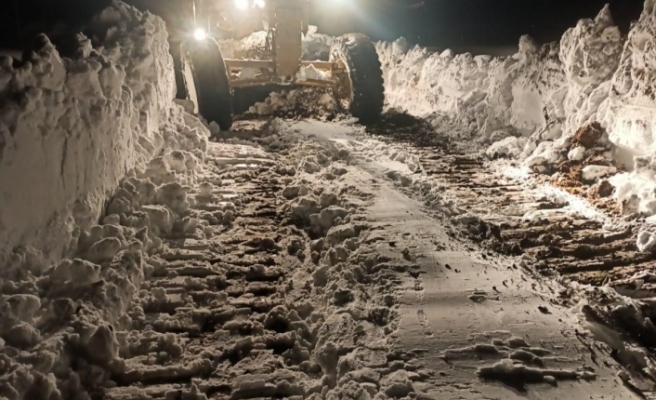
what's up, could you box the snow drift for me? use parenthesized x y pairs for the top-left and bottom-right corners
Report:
(0, 1), (179, 266)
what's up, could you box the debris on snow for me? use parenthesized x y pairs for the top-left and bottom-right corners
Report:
(523, 122), (622, 213)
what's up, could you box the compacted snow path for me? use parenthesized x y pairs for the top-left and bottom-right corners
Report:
(97, 117), (648, 400)
(270, 118), (651, 399)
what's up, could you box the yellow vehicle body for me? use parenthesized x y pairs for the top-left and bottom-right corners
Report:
(209, 0), (341, 90)
(141, 0), (383, 130)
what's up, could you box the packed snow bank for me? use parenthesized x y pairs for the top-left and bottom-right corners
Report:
(601, 0), (656, 158)
(597, 0), (656, 223)
(377, 2), (656, 224)
(0, 2), (214, 399)
(379, 40), (511, 140)
(377, 5), (622, 146)
(0, 2), (180, 266)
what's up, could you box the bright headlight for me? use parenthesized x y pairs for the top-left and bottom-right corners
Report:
(235, 0), (249, 10)
(194, 28), (207, 41)
(254, 0), (265, 8)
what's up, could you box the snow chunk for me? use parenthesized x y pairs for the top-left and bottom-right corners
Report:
(525, 142), (563, 172)
(295, 64), (329, 81)
(609, 155), (656, 216)
(302, 26), (334, 60)
(568, 146), (586, 161)
(581, 165), (617, 182)
(486, 137), (527, 160)
(637, 228), (656, 253)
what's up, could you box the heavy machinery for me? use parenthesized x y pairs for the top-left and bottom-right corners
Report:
(163, 0), (385, 130)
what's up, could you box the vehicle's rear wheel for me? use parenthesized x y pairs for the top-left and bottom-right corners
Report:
(186, 38), (233, 131)
(330, 33), (384, 124)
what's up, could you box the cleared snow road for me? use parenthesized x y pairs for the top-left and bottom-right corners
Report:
(261, 119), (645, 399)
(365, 177), (633, 399)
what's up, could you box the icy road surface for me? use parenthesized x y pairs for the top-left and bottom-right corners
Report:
(101, 117), (647, 399)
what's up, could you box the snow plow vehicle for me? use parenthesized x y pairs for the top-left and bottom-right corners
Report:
(139, 0), (385, 131)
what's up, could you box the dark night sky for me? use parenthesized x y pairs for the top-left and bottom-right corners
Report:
(311, 0), (645, 51)
(0, 0), (648, 52)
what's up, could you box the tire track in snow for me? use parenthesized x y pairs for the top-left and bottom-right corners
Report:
(97, 121), (429, 400)
(353, 113), (656, 393)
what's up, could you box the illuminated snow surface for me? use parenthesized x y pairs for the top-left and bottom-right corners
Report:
(4, 1), (656, 399)
(377, 2), (656, 250)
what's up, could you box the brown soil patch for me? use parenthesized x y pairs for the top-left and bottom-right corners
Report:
(551, 175), (586, 196)
(571, 121), (604, 149)
(593, 180), (615, 198)
(548, 123), (622, 214)
(584, 154), (614, 167)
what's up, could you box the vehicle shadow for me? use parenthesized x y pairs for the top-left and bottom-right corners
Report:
(365, 110), (452, 149)
(233, 87), (341, 122)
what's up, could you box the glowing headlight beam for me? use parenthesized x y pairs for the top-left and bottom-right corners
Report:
(254, 0), (265, 8)
(194, 28), (208, 41)
(235, 0), (249, 10)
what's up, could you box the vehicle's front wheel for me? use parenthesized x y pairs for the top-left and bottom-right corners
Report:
(330, 33), (384, 124)
(186, 38), (233, 131)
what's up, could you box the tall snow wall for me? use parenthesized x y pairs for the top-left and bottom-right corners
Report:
(602, 0), (656, 159)
(378, 1), (656, 217)
(376, 4), (627, 151)
(0, 1), (176, 266)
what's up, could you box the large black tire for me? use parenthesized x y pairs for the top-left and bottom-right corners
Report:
(186, 38), (233, 131)
(169, 40), (189, 100)
(330, 34), (384, 124)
